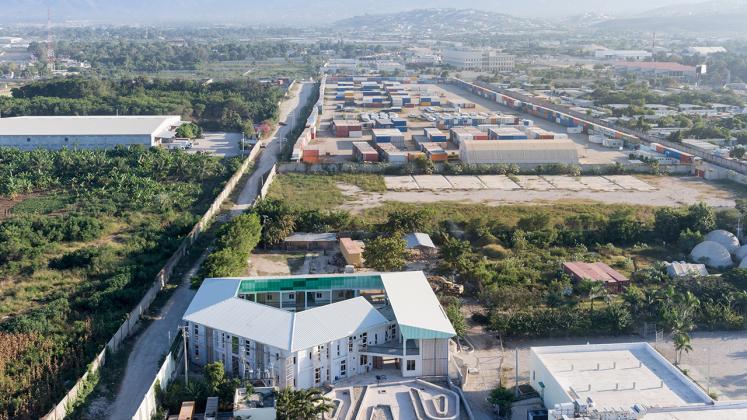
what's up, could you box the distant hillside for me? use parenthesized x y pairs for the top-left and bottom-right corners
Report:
(593, 0), (747, 33)
(332, 8), (550, 33)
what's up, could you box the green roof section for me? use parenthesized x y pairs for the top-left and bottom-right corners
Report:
(400, 325), (456, 340)
(238, 274), (384, 294)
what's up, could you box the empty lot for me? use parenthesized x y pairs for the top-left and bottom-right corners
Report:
(337, 175), (737, 211)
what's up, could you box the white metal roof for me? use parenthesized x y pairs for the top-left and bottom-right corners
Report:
(0, 115), (181, 136)
(291, 297), (388, 351)
(405, 233), (436, 249)
(380, 271), (455, 339)
(184, 279), (388, 352)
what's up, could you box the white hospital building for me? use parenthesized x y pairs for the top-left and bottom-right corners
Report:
(0, 115), (183, 150)
(182, 271), (456, 389)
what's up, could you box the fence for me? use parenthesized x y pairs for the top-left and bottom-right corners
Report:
(131, 334), (183, 420)
(41, 142), (263, 420)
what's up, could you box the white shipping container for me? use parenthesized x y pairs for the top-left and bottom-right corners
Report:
(349, 131), (363, 138)
(567, 126), (583, 134)
(589, 135), (605, 144)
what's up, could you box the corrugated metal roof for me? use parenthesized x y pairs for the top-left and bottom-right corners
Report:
(405, 233), (436, 249)
(380, 271), (456, 339)
(291, 297), (388, 351)
(461, 138), (577, 151)
(0, 115), (181, 136)
(562, 262), (628, 284)
(185, 272), (456, 349)
(284, 232), (337, 242)
(185, 280), (387, 351)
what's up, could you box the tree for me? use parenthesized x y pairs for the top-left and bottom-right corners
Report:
(175, 122), (202, 139)
(731, 145), (746, 160)
(204, 362), (225, 393)
(672, 330), (692, 365)
(654, 207), (686, 242)
(383, 208), (432, 234)
(488, 386), (515, 417)
(579, 280), (607, 315)
(275, 387), (333, 420)
(445, 302), (468, 337)
(517, 212), (551, 232)
(242, 120), (257, 139)
(363, 236), (406, 271)
(439, 236), (471, 271)
(687, 202), (715, 233)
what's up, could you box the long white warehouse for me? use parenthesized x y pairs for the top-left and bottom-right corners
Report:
(459, 138), (579, 165)
(0, 115), (183, 150)
(183, 271), (455, 389)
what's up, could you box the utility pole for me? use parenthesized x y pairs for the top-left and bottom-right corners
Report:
(515, 348), (519, 398)
(183, 324), (189, 386)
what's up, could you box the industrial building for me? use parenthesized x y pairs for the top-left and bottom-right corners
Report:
(613, 62), (697, 81)
(183, 271), (455, 389)
(0, 115), (183, 150)
(594, 50), (652, 60)
(441, 49), (515, 72)
(459, 139), (579, 165)
(530, 342), (747, 419)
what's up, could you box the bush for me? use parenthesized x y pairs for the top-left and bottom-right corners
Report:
(488, 386), (515, 417)
(481, 244), (510, 259)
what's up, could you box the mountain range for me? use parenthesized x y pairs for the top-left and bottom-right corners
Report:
(0, 0), (710, 24)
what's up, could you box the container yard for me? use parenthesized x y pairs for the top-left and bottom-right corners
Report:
(295, 75), (643, 166)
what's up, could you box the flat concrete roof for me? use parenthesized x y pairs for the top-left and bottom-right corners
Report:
(533, 343), (712, 410)
(0, 115), (181, 136)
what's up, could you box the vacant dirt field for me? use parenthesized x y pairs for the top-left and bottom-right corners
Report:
(336, 175), (738, 212)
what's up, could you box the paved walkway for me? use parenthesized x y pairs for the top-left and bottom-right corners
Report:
(106, 82), (314, 419)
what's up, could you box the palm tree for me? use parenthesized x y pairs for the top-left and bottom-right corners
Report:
(583, 280), (607, 315)
(672, 330), (693, 365)
(276, 387), (334, 420)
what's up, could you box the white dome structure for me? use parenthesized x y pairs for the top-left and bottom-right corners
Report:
(690, 241), (734, 269)
(704, 230), (740, 254)
(735, 245), (747, 262)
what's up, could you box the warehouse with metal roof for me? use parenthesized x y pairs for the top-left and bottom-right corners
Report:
(0, 115), (183, 150)
(183, 271), (455, 389)
(458, 138), (579, 165)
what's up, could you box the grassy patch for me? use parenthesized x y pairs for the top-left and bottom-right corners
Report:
(358, 201), (657, 227)
(10, 193), (72, 215)
(267, 173), (386, 210)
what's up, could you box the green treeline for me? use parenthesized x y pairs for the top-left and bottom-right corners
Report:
(0, 77), (282, 131)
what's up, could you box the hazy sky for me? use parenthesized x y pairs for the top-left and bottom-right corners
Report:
(0, 0), (718, 23)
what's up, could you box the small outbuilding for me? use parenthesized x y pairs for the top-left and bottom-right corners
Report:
(283, 232), (337, 251)
(562, 261), (629, 293)
(339, 237), (364, 268)
(405, 232), (438, 257)
(665, 261), (709, 278)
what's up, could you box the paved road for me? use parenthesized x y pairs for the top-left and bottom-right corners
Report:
(233, 81), (315, 213)
(106, 82), (314, 420)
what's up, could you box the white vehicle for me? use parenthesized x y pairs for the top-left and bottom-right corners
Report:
(165, 139), (193, 150)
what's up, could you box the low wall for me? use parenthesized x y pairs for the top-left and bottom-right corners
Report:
(41, 142), (263, 420)
(131, 336), (182, 420)
(278, 161), (691, 176)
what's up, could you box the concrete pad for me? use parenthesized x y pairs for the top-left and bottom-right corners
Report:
(384, 176), (419, 190)
(413, 175), (453, 190)
(577, 176), (621, 191)
(515, 176), (554, 191)
(444, 175), (486, 190)
(605, 175), (657, 191)
(542, 176), (585, 191)
(478, 175), (521, 190)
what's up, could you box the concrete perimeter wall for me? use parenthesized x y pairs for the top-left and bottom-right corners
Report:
(41, 142), (263, 420)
